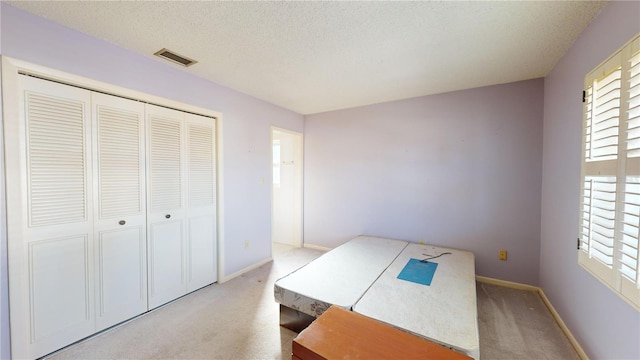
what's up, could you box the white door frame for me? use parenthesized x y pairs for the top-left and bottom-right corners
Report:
(271, 126), (303, 250)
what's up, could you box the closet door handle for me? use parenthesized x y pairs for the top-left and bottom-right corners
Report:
(119, 220), (126, 225)
(165, 214), (171, 219)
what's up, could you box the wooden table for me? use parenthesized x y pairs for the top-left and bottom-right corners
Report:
(292, 306), (472, 360)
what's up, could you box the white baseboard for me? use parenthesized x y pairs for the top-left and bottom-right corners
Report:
(302, 243), (331, 252)
(219, 257), (273, 283)
(220, 242), (329, 283)
(537, 289), (589, 360)
(475, 276), (589, 360)
(475, 275), (539, 292)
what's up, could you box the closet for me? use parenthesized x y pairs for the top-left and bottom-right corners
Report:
(5, 74), (217, 359)
(146, 104), (217, 309)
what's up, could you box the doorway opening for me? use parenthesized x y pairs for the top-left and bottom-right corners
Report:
(271, 127), (303, 250)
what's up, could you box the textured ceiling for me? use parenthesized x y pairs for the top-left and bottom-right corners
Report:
(7, 1), (607, 115)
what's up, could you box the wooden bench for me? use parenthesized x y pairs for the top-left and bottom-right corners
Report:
(292, 306), (472, 360)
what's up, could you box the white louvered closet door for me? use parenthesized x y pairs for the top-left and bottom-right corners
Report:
(92, 93), (147, 330)
(186, 113), (217, 292)
(146, 104), (188, 309)
(7, 76), (94, 359)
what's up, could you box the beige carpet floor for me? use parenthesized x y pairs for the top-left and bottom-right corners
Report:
(45, 244), (580, 360)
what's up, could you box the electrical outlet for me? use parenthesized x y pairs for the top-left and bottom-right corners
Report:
(499, 250), (507, 261)
(244, 240), (250, 249)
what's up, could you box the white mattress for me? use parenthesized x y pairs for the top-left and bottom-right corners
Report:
(353, 243), (479, 360)
(274, 236), (408, 318)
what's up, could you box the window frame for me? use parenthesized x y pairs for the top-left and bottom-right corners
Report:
(579, 33), (640, 311)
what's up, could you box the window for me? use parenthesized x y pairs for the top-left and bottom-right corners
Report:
(579, 33), (640, 310)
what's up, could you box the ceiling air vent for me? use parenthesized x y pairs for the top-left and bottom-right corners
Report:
(154, 48), (197, 67)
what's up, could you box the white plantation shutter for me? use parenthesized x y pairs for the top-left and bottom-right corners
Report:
(627, 48), (640, 158)
(620, 37), (640, 304)
(581, 177), (617, 267)
(579, 33), (640, 310)
(587, 66), (621, 162)
(620, 180), (639, 282)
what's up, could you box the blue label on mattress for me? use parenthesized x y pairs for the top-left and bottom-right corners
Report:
(397, 258), (438, 286)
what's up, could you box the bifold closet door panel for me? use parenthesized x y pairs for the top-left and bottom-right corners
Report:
(146, 104), (188, 309)
(7, 76), (95, 359)
(92, 93), (148, 330)
(186, 113), (217, 291)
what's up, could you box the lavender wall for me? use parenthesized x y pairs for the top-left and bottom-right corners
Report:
(0, 4), (304, 356)
(540, 2), (640, 358)
(304, 79), (544, 285)
(0, 5), (9, 358)
(0, 5), (10, 358)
